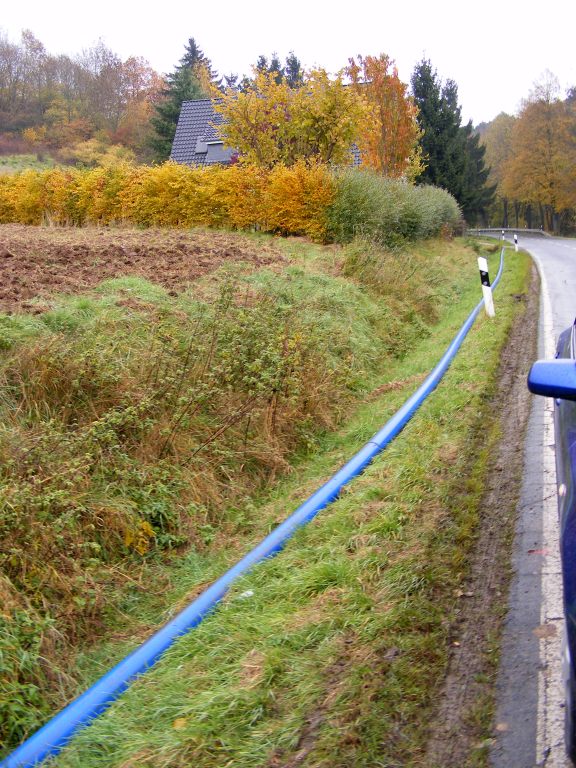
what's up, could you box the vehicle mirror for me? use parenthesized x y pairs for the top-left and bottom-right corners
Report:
(528, 360), (576, 401)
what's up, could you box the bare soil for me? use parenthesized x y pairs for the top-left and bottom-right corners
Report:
(0, 224), (286, 314)
(425, 265), (540, 766)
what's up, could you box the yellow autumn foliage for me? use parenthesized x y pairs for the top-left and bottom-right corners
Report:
(124, 519), (156, 555)
(264, 161), (336, 240)
(0, 161), (336, 240)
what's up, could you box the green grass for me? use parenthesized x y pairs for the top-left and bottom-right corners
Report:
(1, 233), (483, 754)
(37, 243), (531, 767)
(0, 154), (57, 175)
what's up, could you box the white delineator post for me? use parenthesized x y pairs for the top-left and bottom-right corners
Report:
(514, 233), (519, 252)
(478, 256), (495, 317)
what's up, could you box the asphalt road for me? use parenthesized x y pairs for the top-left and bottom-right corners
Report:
(491, 234), (576, 768)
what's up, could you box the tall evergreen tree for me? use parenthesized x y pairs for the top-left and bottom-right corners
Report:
(410, 60), (463, 191)
(251, 52), (303, 88)
(411, 58), (494, 222)
(284, 52), (304, 88)
(149, 38), (212, 162)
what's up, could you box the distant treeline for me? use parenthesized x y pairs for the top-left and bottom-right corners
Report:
(1, 30), (574, 230)
(480, 77), (576, 234)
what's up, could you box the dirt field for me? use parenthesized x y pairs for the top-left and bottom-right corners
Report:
(0, 224), (286, 314)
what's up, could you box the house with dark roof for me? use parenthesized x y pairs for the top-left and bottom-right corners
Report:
(170, 99), (236, 167)
(171, 98), (362, 168)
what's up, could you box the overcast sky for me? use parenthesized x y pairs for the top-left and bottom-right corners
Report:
(2, 0), (575, 126)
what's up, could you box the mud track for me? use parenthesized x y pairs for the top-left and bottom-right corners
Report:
(425, 264), (540, 766)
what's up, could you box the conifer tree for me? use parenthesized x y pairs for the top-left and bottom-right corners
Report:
(284, 52), (304, 88)
(459, 124), (496, 223)
(411, 58), (494, 222)
(149, 38), (213, 162)
(251, 52), (303, 88)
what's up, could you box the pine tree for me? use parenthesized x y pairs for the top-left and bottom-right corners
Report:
(284, 52), (304, 89)
(411, 61), (462, 190)
(251, 52), (303, 89)
(149, 38), (212, 162)
(411, 59), (494, 222)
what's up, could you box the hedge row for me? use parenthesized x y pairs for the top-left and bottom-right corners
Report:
(327, 168), (462, 245)
(0, 162), (461, 244)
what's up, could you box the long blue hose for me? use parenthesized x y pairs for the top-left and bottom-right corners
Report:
(2, 250), (504, 768)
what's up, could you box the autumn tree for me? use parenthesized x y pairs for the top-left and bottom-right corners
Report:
(76, 41), (128, 132)
(0, 30), (52, 129)
(0, 30), (161, 161)
(346, 54), (422, 179)
(502, 72), (576, 232)
(480, 112), (516, 226)
(107, 69), (161, 161)
(149, 38), (214, 162)
(213, 68), (364, 168)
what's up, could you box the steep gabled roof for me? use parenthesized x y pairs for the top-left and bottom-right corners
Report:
(170, 99), (236, 167)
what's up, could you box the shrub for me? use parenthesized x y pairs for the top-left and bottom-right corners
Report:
(0, 609), (54, 746)
(0, 272), (377, 671)
(263, 161), (336, 240)
(0, 162), (461, 244)
(326, 168), (461, 246)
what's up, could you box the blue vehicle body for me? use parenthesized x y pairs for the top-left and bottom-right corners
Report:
(528, 319), (576, 760)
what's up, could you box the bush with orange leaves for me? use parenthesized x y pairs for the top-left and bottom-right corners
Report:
(263, 162), (335, 240)
(0, 161), (335, 240)
(0, 161), (460, 243)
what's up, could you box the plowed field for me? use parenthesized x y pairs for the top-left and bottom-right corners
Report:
(0, 225), (286, 314)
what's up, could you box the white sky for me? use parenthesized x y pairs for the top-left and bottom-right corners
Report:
(1, 0), (575, 126)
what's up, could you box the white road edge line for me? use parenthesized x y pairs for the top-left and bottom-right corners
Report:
(532, 251), (568, 767)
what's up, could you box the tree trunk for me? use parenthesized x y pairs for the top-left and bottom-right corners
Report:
(539, 202), (545, 230)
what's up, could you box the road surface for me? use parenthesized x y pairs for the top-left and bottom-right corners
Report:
(492, 234), (576, 768)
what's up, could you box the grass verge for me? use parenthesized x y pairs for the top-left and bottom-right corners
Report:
(36, 242), (533, 768)
(1, 231), (483, 754)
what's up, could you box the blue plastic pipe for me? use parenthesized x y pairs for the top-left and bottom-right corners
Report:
(2, 250), (504, 768)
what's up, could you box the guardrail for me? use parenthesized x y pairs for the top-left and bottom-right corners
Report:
(468, 227), (550, 238)
(1, 250), (505, 768)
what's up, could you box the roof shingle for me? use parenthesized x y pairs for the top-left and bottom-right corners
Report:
(170, 100), (236, 166)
